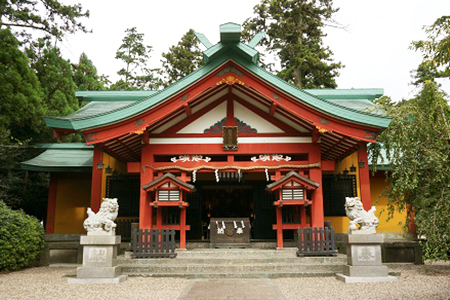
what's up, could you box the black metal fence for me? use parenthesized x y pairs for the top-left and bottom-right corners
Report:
(297, 227), (337, 257)
(131, 228), (177, 258)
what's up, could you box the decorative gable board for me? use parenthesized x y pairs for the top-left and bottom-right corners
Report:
(273, 112), (310, 133)
(283, 181), (301, 187)
(151, 113), (186, 134)
(234, 101), (284, 133)
(177, 101), (227, 134)
(232, 88), (269, 113)
(191, 88), (228, 114)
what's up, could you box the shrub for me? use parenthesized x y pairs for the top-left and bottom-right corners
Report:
(0, 200), (44, 271)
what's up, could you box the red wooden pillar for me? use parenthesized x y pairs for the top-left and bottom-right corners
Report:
(300, 206), (307, 228)
(90, 147), (103, 212)
(357, 145), (372, 211)
(140, 135), (154, 229)
(180, 207), (187, 249)
(156, 208), (162, 227)
(46, 173), (58, 234)
(309, 143), (324, 228)
(276, 206), (283, 249)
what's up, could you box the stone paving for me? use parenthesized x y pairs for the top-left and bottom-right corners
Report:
(177, 278), (287, 300)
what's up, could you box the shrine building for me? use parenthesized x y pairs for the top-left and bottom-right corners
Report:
(22, 23), (409, 250)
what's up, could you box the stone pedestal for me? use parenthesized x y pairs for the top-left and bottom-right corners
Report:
(336, 233), (397, 283)
(68, 234), (127, 284)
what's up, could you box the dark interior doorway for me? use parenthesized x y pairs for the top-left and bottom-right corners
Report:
(203, 187), (253, 218)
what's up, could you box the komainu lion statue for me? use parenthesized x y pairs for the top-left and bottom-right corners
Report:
(344, 197), (379, 234)
(83, 198), (119, 234)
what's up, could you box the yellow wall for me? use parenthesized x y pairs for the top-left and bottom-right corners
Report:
(370, 174), (406, 233)
(54, 173), (91, 234)
(334, 152), (361, 197)
(328, 152), (359, 233)
(52, 153), (128, 234)
(327, 150), (407, 233)
(101, 153), (128, 198)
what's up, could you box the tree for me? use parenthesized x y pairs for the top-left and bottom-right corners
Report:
(111, 27), (160, 90)
(410, 16), (450, 85)
(0, 0), (89, 42)
(26, 38), (79, 117)
(243, 0), (343, 88)
(73, 53), (106, 91)
(160, 29), (203, 87)
(0, 28), (45, 141)
(371, 81), (450, 260)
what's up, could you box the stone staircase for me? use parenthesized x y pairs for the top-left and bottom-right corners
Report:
(118, 248), (346, 278)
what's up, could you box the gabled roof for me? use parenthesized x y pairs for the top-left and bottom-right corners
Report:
(142, 173), (195, 192)
(266, 171), (319, 191)
(20, 143), (93, 172)
(45, 22), (391, 134)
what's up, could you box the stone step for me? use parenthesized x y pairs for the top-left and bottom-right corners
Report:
(122, 271), (338, 278)
(120, 263), (344, 274)
(173, 248), (299, 259)
(117, 256), (347, 265)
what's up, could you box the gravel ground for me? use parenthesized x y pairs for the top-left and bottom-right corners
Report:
(275, 263), (450, 300)
(0, 264), (449, 300)
(0, 267), (189, 300)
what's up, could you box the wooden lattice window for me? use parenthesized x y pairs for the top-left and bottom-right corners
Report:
(158, 190), (180, 201)
(282, 189), (304, 200)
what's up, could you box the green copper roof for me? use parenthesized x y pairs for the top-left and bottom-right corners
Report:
(248, 32), (266, 48)
(194, 31), (213, 49)
(220, 22), (241, 44)
(76, 90), (157, 101)
(45, 23), (391, 132)
(21, 144), (93, 172)
(304, 89), (383, 101)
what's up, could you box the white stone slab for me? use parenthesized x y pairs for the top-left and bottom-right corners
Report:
(68, 275), (128, 284)
(336, 273), (398, 283)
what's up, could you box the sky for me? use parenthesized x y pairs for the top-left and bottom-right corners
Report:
(59, 0), (450, 101)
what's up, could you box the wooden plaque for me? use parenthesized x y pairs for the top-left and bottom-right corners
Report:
(223, 126), (238, 150)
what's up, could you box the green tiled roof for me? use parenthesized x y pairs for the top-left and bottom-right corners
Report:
(21, 144), (93, 172)
(45, 23), (391, 132)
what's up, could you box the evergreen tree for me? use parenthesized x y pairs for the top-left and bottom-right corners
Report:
(111, 27), (160, 90)
(372, 81), (450, 260)
(0, 28), (45, 141)
(243, 0), (343, 88)
(26, 38), (79, 117)
(73, 53), (106, 91)
(0, 0), (89, 42)
(410, 16), (450, 85)
(161, 29), (203, 87)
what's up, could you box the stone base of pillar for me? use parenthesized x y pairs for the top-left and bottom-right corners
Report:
(68, 275), (128, 284)
(68, 234), (127, 284)
(336, 233), (397, 283)
(335, 274), (397, 283)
